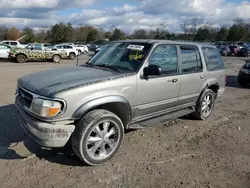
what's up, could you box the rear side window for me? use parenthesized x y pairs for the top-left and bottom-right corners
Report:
(65, 45), (73, 49)
(10, 42), (17, 45)
(180, 45), (202, 73)
(34, 44), (42, 50)
(202, 47), (225, 71)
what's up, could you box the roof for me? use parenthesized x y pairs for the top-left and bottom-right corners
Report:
(113, 39), (215, 48)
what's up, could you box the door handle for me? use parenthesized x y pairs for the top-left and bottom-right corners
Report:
(172, 78), (178, 83)
(200, 75), (205, 79)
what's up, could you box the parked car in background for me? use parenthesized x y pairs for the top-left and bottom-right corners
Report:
(74, 44), (89, 55)
(238, 60), (250, 87)
(0, 40), (25, 48)
(49, 44), (78, 60)
(8, 43), (68, 63)
(229, 45), (240, 56)
(0, 44), (11, 59)
(15, 40), (226, 165)
(236, 42), (250, 48)
(219, 46), (231, 56)
(237, 47), (250, 57)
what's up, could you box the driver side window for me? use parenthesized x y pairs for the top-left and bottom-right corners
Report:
(148, 44), (178, 75)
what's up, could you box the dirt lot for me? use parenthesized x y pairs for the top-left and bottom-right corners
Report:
(0, 55), (250, 188)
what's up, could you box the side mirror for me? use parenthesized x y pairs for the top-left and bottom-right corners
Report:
(143, 64), (162, 76)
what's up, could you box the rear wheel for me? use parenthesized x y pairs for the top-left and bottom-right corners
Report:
(52, 54), (61, 63)
(78, 50), (81, 56)
(195, 89), (216, 120)
(71, 109), (124, 166)
(69, 53), (76, 60)
(16, 54), (27, 63)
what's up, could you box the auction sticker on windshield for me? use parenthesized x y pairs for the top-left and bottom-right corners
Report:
(127, 44), (144, 51)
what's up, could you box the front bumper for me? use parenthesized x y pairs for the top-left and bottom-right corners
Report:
(15, 101), (75, 148)
(8, 54), (16, 59)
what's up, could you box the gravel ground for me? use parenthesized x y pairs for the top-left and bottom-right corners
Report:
(0, 55), (250, 188)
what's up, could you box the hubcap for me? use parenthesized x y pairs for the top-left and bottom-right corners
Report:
(19, 56), (25, 62)
(54, 56), (59, 62)
(201, 94), (213, 117)
(86, 121), (119, 161)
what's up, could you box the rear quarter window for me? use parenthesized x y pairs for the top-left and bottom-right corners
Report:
(201, 47), (225, 71)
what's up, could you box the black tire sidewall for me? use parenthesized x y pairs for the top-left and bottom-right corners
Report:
(72, 110), (124, 165)
(195, 89), (216, 120)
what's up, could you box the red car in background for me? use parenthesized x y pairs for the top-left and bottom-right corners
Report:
(229, 45), (240, 56)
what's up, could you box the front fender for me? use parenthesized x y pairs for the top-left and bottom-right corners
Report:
(72, 95), (132, 120)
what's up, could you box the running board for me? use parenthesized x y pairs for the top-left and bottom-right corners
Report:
(129, 107), (194, 129)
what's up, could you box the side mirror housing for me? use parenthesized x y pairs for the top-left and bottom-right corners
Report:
(143, 64), (162, 77)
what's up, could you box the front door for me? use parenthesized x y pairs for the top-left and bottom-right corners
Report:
(178, 45), (206, 105)
(136, 44), (180, 120)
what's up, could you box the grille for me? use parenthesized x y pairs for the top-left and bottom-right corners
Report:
(17, 87), (33, 108)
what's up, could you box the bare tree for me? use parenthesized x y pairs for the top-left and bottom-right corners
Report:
(180, 21), (189, 34)
(233, 18), (245, 26)
(190, 18), (203, 34)
(0, 25), (8, 40)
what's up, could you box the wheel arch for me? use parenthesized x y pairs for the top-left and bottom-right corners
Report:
(72, 95), (132, 129)
(16, 53), (28, 58)
(199, 80), (220, 102)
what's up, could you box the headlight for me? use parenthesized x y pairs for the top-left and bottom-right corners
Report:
(31, 98), (62, 117)
(241, 68), (250, 74)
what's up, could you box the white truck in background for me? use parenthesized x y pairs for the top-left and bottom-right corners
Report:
(0, 40), (25, 48)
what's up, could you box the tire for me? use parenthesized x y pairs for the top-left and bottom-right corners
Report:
(195, 89), (216, 120)
(69, 53), (76, 60)
(16, 54), (27, 63)
(52, 54), (61, 63)
(78, 50), (81, 56)
(71, 109), (124, 166)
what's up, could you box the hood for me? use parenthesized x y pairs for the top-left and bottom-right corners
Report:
(18, 66), (127, 97)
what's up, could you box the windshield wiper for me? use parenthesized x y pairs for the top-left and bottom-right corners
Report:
(85, 62), (94, 67)
(95, 64), (123, 73)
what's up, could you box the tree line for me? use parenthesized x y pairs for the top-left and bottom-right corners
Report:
(1, 18), (250, 44)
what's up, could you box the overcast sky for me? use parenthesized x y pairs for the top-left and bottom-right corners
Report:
(0, 0), (249, 33)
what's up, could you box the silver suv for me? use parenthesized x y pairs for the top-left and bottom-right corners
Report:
(15, 40), (226, 165)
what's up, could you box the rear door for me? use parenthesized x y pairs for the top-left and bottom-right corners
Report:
(178, 45), (206, 105)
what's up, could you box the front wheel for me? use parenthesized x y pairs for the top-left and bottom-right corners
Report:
(52, 54), (61, 63)
(71, 109), (124, 166)
(195, 89), (216, 120)
(69, 53), (76, 60)
(16, 54), (27, 63)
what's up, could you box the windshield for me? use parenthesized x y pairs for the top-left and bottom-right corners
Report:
(86, 42), (152, 72)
